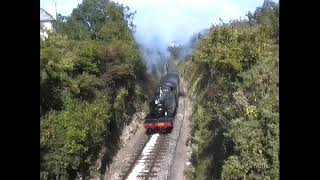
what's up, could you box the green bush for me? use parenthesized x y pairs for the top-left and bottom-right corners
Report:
(179, 1), (279, 179)
(40, 0), (147, 179)
(40, 98), (110, 179)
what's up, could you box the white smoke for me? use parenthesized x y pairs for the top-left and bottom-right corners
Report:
(113, 0), (269, 73)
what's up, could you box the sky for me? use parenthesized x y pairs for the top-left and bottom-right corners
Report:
(41, 0), (278, 66)
(41, 0), (278, 44)
(115, 0), (268, 44)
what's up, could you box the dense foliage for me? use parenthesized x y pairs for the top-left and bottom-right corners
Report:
(40, 0), (148, 179)
(178, 1), (279, 179)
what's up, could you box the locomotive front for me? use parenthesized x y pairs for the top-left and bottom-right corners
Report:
(143, 72), (180, 134)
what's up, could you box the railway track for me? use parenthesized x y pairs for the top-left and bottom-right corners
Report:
(118, 134), (170, 180)
(118, 134), (151, 180)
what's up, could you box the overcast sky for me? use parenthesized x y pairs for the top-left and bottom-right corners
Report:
(41, 0), (279, 48)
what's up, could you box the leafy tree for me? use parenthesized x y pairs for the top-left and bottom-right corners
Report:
(167, 45), (183, 59)
(40, 0), (147, 179)
(178, 1), (279, 179)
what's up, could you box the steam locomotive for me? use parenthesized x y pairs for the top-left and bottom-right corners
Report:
(143, 71), (180, 134)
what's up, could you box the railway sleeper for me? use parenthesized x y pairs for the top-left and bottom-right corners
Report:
(137, 174), (158, 178)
